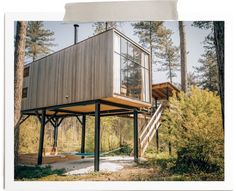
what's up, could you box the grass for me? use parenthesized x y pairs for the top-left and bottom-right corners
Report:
(15, 165), (65, 180)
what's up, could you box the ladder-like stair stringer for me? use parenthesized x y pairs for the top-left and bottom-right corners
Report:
(139, 104), (163, 156)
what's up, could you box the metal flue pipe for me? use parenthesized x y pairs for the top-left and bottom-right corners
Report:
(74, 24), (79, 44)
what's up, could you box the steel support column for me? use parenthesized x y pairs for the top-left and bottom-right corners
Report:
(156, 129), (159, 153)
(155, 98), (159, 153)
(37, 109), (46, 165)
(81, 114), (86, 159)
(133, 109), (139, 162)
(53, 118), (59, 148)
(94, 102), (100, 171)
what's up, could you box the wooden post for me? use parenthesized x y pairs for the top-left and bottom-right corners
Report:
(81, 114), (86, 159)
(134, 109), (138, 162)
(94, 102), (100, 171)
(37, 109), (46, 165)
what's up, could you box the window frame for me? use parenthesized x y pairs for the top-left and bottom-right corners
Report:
(113, 31), (151, 103)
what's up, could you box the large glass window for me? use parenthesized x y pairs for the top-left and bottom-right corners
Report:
(120, 37), (127, 57)
(113, 32), (150, 103)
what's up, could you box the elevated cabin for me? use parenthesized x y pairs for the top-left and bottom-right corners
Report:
(21, 29), (151, 115)
(21, 28), (151, 170)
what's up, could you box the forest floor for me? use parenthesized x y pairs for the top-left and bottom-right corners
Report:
(15, 153), (223, 181)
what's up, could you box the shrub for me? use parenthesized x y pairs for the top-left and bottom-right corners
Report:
(161, 87), (224, 173)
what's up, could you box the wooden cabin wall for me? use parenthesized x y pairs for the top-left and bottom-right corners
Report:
(22, 30), (114, 110)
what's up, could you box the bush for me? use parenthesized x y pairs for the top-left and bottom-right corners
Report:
(161, 87), (224, 174)
(175, 146), (220, 173)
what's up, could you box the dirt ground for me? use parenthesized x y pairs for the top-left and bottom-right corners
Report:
(18, 153), (81, 165)
(38, 165), (158, 181)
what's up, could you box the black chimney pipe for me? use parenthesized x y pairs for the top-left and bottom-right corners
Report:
(74, 24), (79, 44)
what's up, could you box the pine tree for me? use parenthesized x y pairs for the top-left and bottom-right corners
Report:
(195, 50), (219, 92)
(93, 22), (119, 34)
(179, 21), (188, 92)
(187, 72), (198, 88)
(14, 21), (27, 167)
(132, 21), (170, 66)
(157, 31), (180, 83)
(213, 21), (224, 130)
(192, 21), (219, 92)
(26, 21), (55, 61)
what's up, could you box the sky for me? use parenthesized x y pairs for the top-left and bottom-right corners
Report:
(31, 21), (211, 84)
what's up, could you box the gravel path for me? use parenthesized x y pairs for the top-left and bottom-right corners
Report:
(47, 156), (136, 175)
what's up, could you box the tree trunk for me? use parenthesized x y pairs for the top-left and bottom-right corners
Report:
(213, 21), (224, 130)
(14, 21), (27, 167)
(179, 21), (187, 92)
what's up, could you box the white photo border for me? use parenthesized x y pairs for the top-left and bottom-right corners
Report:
(4, 11), (234, 191)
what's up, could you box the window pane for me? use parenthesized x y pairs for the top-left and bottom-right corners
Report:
(127, 61), (142, 100)
(127, 42), (133, 60)
(133, 46), (141, 64)
(145, 54), (149, 69)
(120, 37), (127, 57)
(114, 33), (120, 53)
(120, 56), (128, 96)
(113, 53), (120, 94)
(145, 69), (150, 102)
(22, 87), (28, 98)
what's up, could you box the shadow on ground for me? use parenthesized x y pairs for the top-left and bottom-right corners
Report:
(15, 165), (65, 180)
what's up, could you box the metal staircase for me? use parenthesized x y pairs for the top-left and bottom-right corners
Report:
(139, 103), (163, 156)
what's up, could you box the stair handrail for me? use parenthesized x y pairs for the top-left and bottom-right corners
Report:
(139, 103), (163, 140)
(140, 111), (162, 147)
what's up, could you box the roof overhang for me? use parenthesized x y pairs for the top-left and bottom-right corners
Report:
(152, 82), (180, 100)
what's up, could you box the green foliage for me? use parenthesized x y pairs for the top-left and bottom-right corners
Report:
(132, 21), (165, 50)
(15, 165), (65, 180)
(93, 22), (119, 34)
(192, 21), (219, 93)
(19, 116), (40, 154)
(26, 21), (56, 61)
(133, 21), (180, 83)
(195, 50), (219, 92)
(157, 31), (180, 83)
(161, 87), (224, 173)
(19, 116), (133, 155)
(132, 21), (171, 64)
(192, 21), (213, 30)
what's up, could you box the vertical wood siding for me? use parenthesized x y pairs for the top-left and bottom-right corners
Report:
(22, 30), (114, 110)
